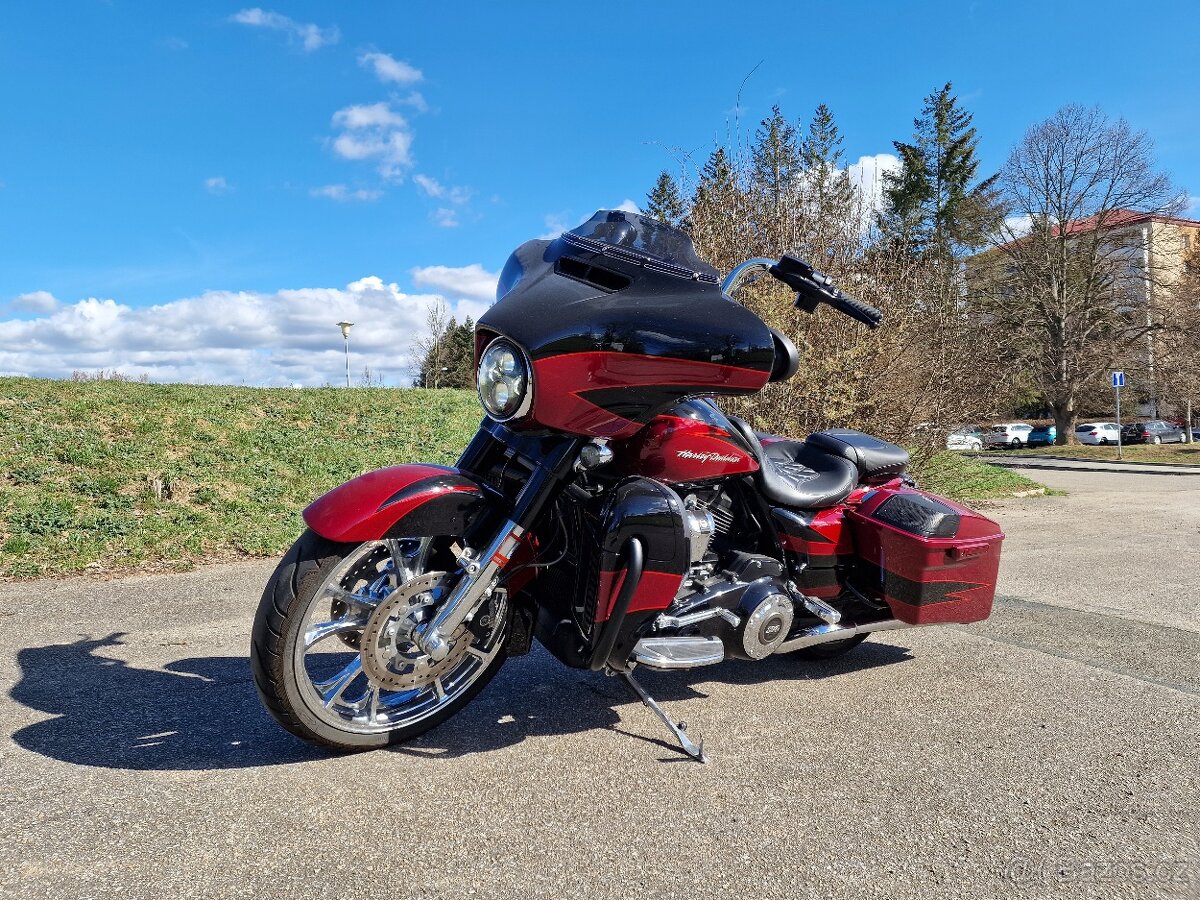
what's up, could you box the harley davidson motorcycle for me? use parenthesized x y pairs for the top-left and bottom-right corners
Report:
(251, 210), (1004, 761)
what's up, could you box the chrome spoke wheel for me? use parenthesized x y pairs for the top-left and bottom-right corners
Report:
(291, 539), (507, 737)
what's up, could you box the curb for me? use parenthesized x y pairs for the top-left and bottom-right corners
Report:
(979, 451), (1200, 468)
(976, 456), (1200, 477)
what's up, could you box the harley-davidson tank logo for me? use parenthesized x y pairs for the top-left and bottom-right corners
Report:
(676, 448), (743, 465)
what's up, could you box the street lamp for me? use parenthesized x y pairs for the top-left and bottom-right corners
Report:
(336, 321), (353, 388)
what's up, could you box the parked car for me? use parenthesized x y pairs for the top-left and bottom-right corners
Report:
(982, 423), (1034, 449)
(1027, 424), (1057, 447)
(1075, 422), (1121, 445)
(946, 425), (983, 451)
(1123, 420), (1185, 445)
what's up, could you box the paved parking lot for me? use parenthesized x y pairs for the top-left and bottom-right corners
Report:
(1, 467), (1197, 900)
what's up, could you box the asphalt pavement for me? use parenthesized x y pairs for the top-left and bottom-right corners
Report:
(1, 467), (1197, 900)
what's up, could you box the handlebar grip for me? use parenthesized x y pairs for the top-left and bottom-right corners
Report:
(828, 293), (884, 329)
(770, 254), (884, 329)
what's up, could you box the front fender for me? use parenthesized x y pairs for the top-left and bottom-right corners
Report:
(303, 464), (488, 543)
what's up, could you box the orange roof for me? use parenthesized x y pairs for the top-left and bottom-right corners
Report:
(1054, 208), (1200, 237)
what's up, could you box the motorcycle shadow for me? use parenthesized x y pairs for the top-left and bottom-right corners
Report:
(8, 633), (911, 770)
(396, 640), (913, 761)
(9, 632), (326, 772)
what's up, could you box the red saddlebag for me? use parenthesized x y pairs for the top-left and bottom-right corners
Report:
(846, 487), (1003, 625)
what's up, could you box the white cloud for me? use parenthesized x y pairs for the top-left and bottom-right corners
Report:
(204, 176), (231, 195)
(309, 184), (383, 202)
(846, 153), (901, 217)
(398, 91), (428, 113)
(615, 199), (641, 214)
(9, 291), (59, 314)
(332, 102), (405, 130)
(358, 51), (423, 85)
(410, 264), (499, 302)
(229, 8), (339, 52)
(431, 208), (459, 228)
(330, 103), (413, 182)
(414, 174), (471, 205)
(0, 278), (481, 386)
(1003, 214), (1033, 239)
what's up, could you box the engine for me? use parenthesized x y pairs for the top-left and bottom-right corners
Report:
(655, 486), (798, 661)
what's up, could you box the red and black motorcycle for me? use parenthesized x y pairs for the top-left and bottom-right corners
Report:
(251, 210), (1004, 761)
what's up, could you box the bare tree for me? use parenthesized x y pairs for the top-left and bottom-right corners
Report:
(410, 299), (451, 388)
(359, 365), (385, 388)
(979, 106), (1181, 443)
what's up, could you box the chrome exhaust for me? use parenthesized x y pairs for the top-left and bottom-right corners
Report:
(775, 618), (913, 653)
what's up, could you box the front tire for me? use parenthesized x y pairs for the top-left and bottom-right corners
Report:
(251, 529), (509, 752)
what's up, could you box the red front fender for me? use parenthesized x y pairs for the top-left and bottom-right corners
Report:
(302, 464), (488, 543)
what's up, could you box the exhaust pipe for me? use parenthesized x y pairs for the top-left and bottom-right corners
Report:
(775, 618), (913, 653)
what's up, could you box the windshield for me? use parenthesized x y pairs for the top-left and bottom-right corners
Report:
(561, 210), (719, 283)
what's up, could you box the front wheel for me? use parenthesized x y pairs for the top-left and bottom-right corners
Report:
(250, 530), (510, 751)
(1010, 438), (1023, 449)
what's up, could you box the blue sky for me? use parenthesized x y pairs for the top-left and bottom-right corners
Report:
(1, 1), (1196, 384)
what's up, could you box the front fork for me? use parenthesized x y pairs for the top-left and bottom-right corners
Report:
(414, 423), (582, 660)
(416, 519), (525, 660)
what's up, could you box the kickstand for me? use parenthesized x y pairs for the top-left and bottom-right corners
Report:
(622, 669), (707, 763)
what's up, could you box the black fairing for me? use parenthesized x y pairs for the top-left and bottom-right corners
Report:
(599, 477), (688, 573)
(481, 213), (776, 373)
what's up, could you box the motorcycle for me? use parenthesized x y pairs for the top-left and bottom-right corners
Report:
(250, 210), (1004, 761)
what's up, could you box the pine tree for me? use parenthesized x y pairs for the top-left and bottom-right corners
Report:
(695, 147), (736, 205)
(645, 170), (686, 226)
(880, 83), (1002, 259)
(800, 104), (855, 224)
(751, 105), (801, 207)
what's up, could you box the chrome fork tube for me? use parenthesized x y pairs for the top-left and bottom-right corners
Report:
(416, 519), (525, 661)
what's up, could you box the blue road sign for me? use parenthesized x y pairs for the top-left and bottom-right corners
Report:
(1112, 371), (1126, 388)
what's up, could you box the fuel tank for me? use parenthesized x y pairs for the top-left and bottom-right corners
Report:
(613, 399), (759, 483)
(476, 212), (776, 439)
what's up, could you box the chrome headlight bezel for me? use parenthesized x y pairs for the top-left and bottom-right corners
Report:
(476, 337), (533, 422)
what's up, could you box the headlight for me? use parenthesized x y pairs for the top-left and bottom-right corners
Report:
(477, 338), (530, 421)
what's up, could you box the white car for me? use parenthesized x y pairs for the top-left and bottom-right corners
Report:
(1075, 422), (1120, 445)
(982, 423), (1034, 449)
(946, 426), (983, 451)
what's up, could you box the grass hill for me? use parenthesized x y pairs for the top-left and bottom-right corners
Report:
(0, 378), (1039, 579)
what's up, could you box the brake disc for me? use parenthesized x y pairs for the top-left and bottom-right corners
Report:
(358, 572), (474, 691)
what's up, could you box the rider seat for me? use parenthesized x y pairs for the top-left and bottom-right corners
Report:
(727, 417), (858, 509)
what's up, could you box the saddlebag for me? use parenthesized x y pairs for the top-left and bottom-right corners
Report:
(846, 487), (1003, 625)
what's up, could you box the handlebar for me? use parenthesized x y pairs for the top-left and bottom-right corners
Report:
(768, 254), (884, 329)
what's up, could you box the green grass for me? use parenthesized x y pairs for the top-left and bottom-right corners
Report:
(912, 451), (1047, 500)
(0, 378), (1046, 579)
(1002, 443), (1200, 464)
(0, 378), (481, 579)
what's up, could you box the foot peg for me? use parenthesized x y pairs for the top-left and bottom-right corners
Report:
(622, 669), (706, 763)
(797, 592), (842, 625)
